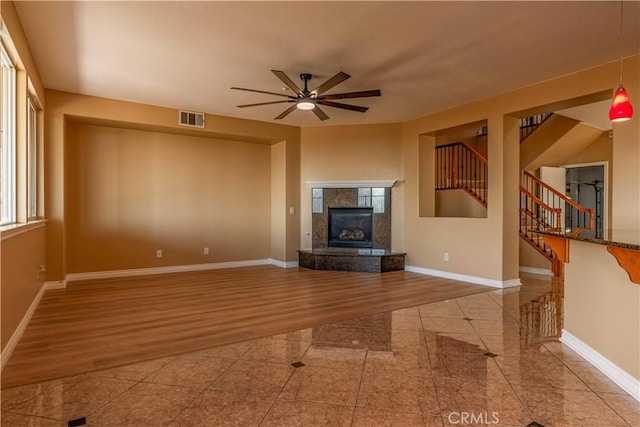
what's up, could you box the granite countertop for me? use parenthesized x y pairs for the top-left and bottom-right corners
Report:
(535, 229), (640, 251)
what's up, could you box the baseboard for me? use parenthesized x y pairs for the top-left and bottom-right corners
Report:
(1, 281), (63, 371)
(64, 258), (298, 283)
(269, 259), (299, 268)
(405, 265), (522, 289)
(519, 266), (553, 276)
(561, 329), (640, 402)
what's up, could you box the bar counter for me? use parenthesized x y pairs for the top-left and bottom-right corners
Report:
(536, 229), (640, 284)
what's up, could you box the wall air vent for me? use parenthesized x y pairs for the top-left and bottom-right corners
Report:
(179, 110), (205, 128)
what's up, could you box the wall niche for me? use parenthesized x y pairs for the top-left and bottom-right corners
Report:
(419, 119), (488, 218)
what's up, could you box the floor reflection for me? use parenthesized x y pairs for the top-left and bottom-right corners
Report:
(2, 273), (638, 427)
(519, 276), (564, 341)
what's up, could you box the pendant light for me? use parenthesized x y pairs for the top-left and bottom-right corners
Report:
(609, 0), (634, 122)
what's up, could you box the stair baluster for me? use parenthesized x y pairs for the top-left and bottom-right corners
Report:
(435, 142), (488, 207)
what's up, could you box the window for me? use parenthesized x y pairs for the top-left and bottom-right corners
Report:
(358, 187), (371, 207)
(1, 43), (16, 225)
(358, 187), (385, 213)
(27, 97), (37, 219)
(312, 188), (323, 213)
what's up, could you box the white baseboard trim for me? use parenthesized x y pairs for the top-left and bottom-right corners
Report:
(519, 266), (553, 276)
(561, 329), (640, 402)
(64, 258), (298, 283)
(44, 280), (67, 290)
(269, 259), (299, 268)
(405, 265), (522, 289)
(1, 281), (63, 371)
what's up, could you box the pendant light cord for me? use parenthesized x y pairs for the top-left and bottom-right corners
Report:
(619, 0), (624, 85)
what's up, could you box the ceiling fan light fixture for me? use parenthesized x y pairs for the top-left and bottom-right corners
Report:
(297, 99), (315, 110)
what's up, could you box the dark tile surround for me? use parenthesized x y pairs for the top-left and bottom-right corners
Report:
(298, 248), (406, 273)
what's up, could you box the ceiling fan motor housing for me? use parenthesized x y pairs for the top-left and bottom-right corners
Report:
(300, 73), (312, 94)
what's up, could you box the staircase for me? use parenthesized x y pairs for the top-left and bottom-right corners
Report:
(520, 170), (594, 273)
(435, 142), (488, 207)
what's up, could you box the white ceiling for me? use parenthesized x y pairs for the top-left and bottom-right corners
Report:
(14, 1), (640, 127)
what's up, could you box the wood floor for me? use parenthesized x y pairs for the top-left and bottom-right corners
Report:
(1, 266), (490, 389)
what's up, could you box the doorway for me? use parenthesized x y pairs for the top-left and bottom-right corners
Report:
(564, 163), (607, 239)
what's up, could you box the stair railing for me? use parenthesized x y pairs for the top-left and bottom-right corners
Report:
(522, 170), (594, 235)
(435, 142), (488, 207)
(520, 170), (595, 261)
(520, 112), (553, 142)
(520, 186), (562, 259)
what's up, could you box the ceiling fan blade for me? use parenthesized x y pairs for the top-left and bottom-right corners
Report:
(311, 71), (350, 96)
(317, 100), (368, 113)
(312, 105), (329, 121)
(271, 70), (302, 95)
(274, 104), (298, 120)
(238, 100), (294, 108)
(231, 87), (296, 99)
(320, 89), (381, 100)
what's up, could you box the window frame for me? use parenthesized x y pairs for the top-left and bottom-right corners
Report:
(27, 96), (37, 220)
(1, 42), (16, 226)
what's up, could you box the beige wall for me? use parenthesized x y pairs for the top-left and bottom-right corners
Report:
(564, 240), (639, 381)
(64, 122), (272, 273)
(1, 225), (47, 350)
(435, 190), (487, 218)
(45, 90), (301, 280)
(300, 123), (404, 250)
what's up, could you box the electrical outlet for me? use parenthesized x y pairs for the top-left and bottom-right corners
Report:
(156, 249), (163, 258)
(203, 247), (209, 255)
(444, 252), (449, 261)
(36, 265), (46, 280)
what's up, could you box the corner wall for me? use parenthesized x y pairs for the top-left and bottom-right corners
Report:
(300, 123), (404, 250)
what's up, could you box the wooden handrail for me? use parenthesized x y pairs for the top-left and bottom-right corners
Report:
(436, 142), (488, 164)
(519, 169), (595, 264)
(523, 170), (594, 217)
(520, 186), (562, 230)
(519, 186), (562, 215)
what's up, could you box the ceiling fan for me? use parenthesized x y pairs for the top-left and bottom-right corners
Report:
(231, 70), (381, 121)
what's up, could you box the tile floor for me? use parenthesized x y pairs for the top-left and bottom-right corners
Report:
(1, 274), (639, 426)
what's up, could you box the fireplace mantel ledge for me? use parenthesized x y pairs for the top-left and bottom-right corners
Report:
(304, 180), (396, 188)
